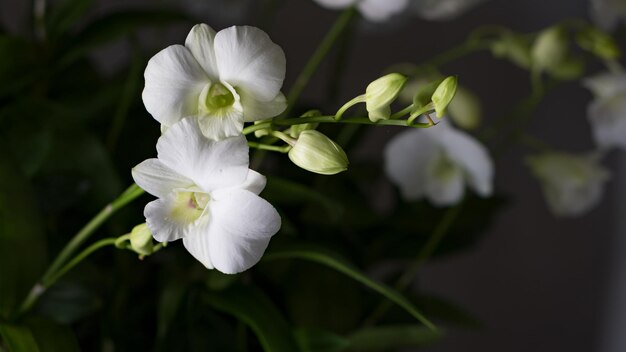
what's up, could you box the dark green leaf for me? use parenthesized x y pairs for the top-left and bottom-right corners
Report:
(264, 177), (343, 223)
(294, 328), (350, 352)
(26, 318), (80, 352)
(416, 294), (483, 329)
(0, 323), (40, 352)
(0, 145), (47, 319)
(34, 282), (101, 324)
(204, 285), (299, 352)
(264, 247), (437, 331)
(347, 325), (442, 351)
(47, 0), (94, 38)
(58, 10), (191, 68)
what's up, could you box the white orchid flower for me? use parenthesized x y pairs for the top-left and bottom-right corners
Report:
(590, 0), (626, 31)
(384, 121), (493, 206)
(411, 0), (488, 21)
(132, 118), (281, 274)
(583, 72), (626, 150)
(313, 0), (409, 22)
(142, 24), (286, 140)
(526, 152), (610, 217)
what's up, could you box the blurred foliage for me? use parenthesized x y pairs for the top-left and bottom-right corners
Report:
(0, 0), (504, 350)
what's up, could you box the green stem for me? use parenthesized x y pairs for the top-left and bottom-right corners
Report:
(19, 238), (118, 315)
(283, 7), (357, 117)
(362, 204), (463, 326)
(390, 104), (414, 119)
(247, 141), (291, 153)
(18, 183), (144, 315)
(335, 95), (366, 120)
(243, 115), (431, 135)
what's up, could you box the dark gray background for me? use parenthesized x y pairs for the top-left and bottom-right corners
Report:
(2, 0), (623, 351)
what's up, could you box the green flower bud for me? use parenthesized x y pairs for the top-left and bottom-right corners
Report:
(431, 76), (458, 118)
(129, 223), (154, 256)
(253, 120), (270, 138)
(576, 26), (621, 60)
(531, 26), (568, 72)
(365, 73), (407, 122)
(448, 86), (481, 130)
(288, 130), (349, 175)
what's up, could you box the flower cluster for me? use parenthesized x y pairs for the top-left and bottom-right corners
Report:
(133, 24), (285, 274)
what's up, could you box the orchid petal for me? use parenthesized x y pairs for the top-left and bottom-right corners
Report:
(185, 24), (219, 80)
(240, 91), (287, 122)
(132, 159), (194, 198)
(384, 129), (437, 200)
(156, 118), (249, 191)
(142, 45), (208, 127)
(205, 188), (281, 274)
(214, 26), (286, 102)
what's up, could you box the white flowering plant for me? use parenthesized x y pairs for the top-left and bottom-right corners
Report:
(0, 0), (624, 350)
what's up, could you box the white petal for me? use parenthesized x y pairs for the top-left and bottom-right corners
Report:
(197, 108), (245, 141)
(239, 169), (267, 195)
(132, 159), (194, 198)
(142, 45), (209, 126)
(214, 26), (286, 102)
(358, 0), (409, 21)
(438, 124), (494, 197)
(313, 0), (357, 9)
(583, 72), (626, 99)
(182, 217), (214, 269)
(588, 94), (626, 150)
(185, 24), (219, 80)
(423, 151), (465, 206)
(144, 194), (201, 242)
(384, 129), (437, 200)
(240, 91), (287, 122)
(156, 118), (249, 191)
(412, 0), (485, 20)
(206, 189), (281, 274)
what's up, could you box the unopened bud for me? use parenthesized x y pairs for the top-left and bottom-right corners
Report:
(432, 76), (458, 118)
(129, 223), (154, 256)
(366, 73), (407, 122)
(288, 130), (349, 175)
(491, 33), (532, 69)
(532, 26), (568, 72)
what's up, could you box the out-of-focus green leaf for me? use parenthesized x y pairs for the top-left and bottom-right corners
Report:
(264, 247), (437, 331)
(294, 328), (350, 352)
(264, 177), (343, 223)
(0, 35), (39, 98)
(47, 0), (94, 38)
(0, 323), (40, 352)
(0, 100), (55, 177)
(416, 294), (483, 329)
(37, 129), (122, 212)
(26, 318), (80, 352)
(156, 280), (187, 341)
(203, 285), (299, 352)
(34, 281), (101, 324)
(347, 325), (442, 351)
(58, 10), (191, 68)
(0, 145), (47, 319)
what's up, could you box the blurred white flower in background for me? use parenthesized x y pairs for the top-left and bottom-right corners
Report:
(584, 72), (626, 150)
(526, 152), (610, 217)
(313, 0), (409, 22)
(143, 24), (286, 140)
(411, 0), (489, 20)
(590, 0), (626, 31)
(132, 118), (281, 274)
(384, 121), (493, 206)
